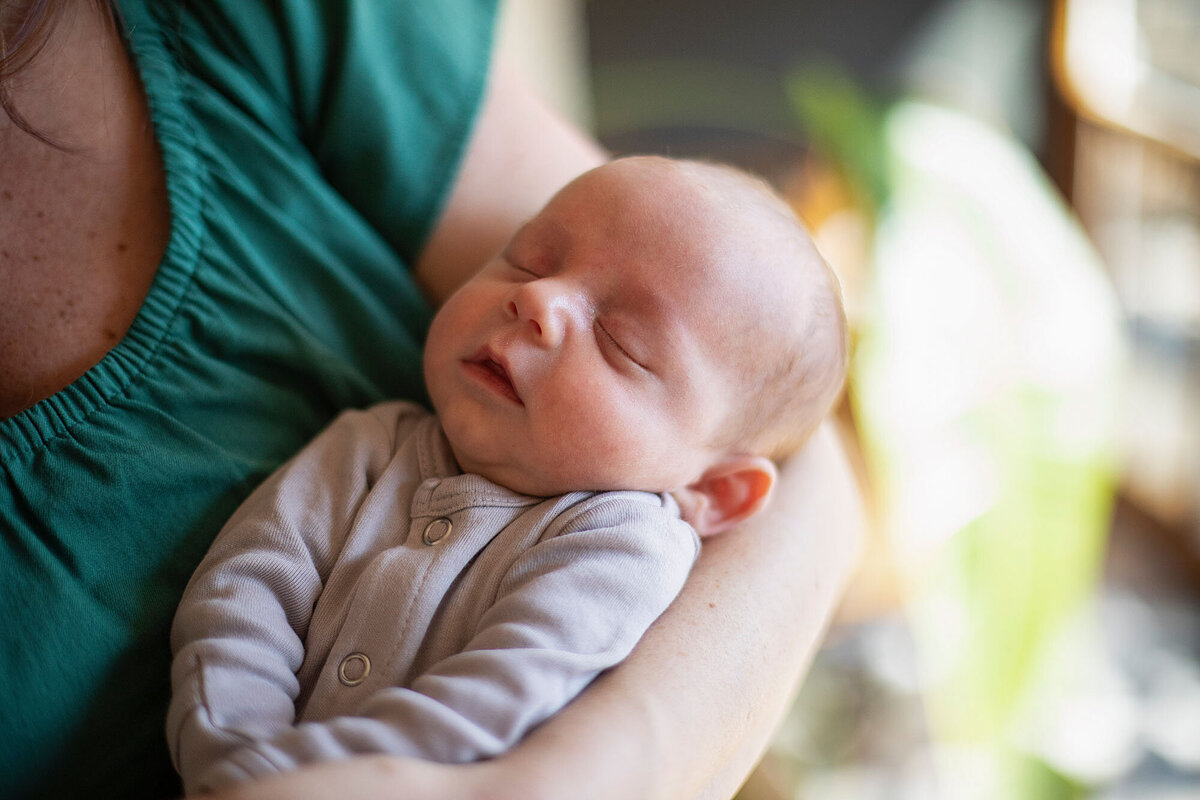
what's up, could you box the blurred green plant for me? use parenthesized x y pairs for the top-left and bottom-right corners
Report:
(787, 67), (1124, 799)
(786, 64), (891, 214)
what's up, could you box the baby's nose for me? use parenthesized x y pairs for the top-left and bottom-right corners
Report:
(508, 280), (572, 347)
(507, 299), (545, 338)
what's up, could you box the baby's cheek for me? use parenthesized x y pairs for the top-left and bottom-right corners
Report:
(587, 414), (661, 478)
(535, 369), (654, 480)
(544, 367), (609, 423)
(537, 415), (636, 488)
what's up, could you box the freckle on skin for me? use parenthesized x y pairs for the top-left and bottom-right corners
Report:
(116, 242), (128, 253)
(1, 190), (11, 201)
(708, 602), (716, 609)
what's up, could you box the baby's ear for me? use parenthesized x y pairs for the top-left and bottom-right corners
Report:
(671, 455), (777, 537)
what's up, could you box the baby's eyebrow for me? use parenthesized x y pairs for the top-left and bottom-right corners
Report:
(508, 217), (569, 268)
(626, 287), (670, 325)
(614, 286), (684, 363)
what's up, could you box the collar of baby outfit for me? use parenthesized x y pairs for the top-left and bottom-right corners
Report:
(410, 413), (546, 518)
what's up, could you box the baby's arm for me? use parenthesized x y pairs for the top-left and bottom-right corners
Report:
(167, 406), (407, 795)
(185, 493), (697, 792)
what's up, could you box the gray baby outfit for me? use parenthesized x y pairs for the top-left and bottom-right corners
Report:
(167, 401), (699, 794)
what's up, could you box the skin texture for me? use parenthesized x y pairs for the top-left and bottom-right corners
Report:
(424, 158), (798, 533)
(0, 4), (864, 796)
(0, 0), (168, 418)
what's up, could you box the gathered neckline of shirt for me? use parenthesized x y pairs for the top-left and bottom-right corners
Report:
(409, 413), (553, 517)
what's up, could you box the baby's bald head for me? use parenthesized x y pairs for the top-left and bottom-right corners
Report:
(641, 157), (848, 461)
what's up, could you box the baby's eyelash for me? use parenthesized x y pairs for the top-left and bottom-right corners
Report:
(597, 322), (647, 371)
(505, 261), (539, 278)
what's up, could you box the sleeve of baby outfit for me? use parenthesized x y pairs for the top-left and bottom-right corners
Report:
(395, 496), (702, 759)
(193, 494), (700, 784)
(166, 405), (411, 796)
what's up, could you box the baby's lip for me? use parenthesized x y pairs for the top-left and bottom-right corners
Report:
(463, 346), (523, 406)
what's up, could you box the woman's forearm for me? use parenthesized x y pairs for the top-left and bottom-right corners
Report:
(695, 421), (865, 798)
(491, 420), (866, 800)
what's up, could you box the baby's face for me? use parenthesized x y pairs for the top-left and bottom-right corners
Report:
(424, 158), (790, 497)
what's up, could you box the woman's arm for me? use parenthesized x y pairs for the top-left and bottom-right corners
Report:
(476, 422), (865, 800)
(412, 58), (608, 305)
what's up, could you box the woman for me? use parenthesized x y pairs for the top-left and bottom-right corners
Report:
(0, 0), (862, 797)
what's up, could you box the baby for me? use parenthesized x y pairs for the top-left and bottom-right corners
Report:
(167, 156), (848, 794)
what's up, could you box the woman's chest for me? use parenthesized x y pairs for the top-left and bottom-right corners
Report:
(0, 126), (169, 417)
(0, 3), (169, 418)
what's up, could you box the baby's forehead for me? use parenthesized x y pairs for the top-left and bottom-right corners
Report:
(597, 161), (799, 254)
(619, 156), (788, 205)
(536, 155), (820, 324)
(655, 250), (810, 375)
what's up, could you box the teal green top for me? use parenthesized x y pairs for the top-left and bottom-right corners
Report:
(0, 1), (496, 795)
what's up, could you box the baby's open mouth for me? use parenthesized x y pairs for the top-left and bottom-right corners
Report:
(463, 352), (523, 406)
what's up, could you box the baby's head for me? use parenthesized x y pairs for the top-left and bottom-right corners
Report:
(424, 156), (847, 534)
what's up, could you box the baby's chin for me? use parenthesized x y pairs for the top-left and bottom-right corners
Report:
(444, 432), (695, 497)
(476, 466), (555, 498)
(446, 445), (553, 497)
(448, 447), (647, 498)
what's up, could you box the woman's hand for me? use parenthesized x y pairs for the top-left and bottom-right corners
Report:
(198, 755), (485, 800)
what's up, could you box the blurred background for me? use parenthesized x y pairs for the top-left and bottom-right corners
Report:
(500, 1), (1200, 798)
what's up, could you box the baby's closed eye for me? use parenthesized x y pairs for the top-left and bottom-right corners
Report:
(595, 320), (649, 372)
